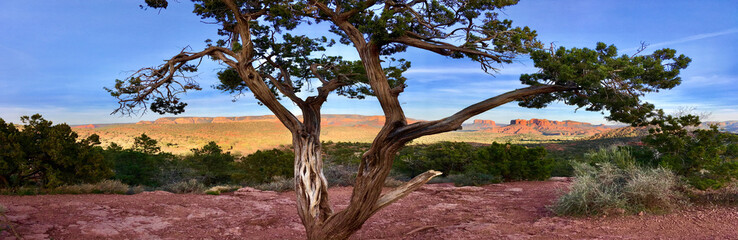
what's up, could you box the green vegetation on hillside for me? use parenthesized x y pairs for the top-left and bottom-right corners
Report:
(73, 122), (584, 155)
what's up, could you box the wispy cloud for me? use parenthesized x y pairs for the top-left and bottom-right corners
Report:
(625, 28), (738, 51)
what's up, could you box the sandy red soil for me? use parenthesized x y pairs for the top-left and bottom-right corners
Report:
(2, 180), (737, 239)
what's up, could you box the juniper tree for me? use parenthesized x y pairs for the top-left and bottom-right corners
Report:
(108, 1), (690, 238)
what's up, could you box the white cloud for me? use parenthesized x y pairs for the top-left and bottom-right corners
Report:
(624, 28), (738, 52)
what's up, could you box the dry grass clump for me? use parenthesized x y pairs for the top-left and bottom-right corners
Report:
(624, 167), (685, 210)
(128, 185), (146, 195)
(163, 179), (206, 194)
(54, 180), (130, 194)
(323, 163), (357, 187)
(383, 177), (406, 188)
(254, 176), (294, 192)
(551, 161), (685, 216)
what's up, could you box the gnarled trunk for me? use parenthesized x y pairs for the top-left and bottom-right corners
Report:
(293, 132), (333, 238)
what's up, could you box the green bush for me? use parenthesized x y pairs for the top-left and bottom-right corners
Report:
(184, 142), (236, 185)
(445, 173), (500, 186)
(393, 142), (551, 186)
(324, 142), (370, 165)
(0, 114), (112, 188)
(232, 148), (294, 184)
(394, 142), (476, 177)
(643, 113), (738, 189)
(468, 142), (551, 182)
(105, 148), (166, 186)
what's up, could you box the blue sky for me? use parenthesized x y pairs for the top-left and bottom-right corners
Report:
(0, 1), (736, 125)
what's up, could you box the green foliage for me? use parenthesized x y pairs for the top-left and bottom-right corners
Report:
(323, 141), (370, 165)
(105, 149), (166, 186)
(394, 142), (551, 185)
(104, 134), (173, 187)
(643, 113), (738, 189)
(521, 43), (691, 125)
(133, 133), (161, 154)
(444, 173), (500, 187)
(395, 142), (476, 177)
(468, 142), (551, 182)
(583, 147), (637, 170)
(184, 141), (236, 185)
(232, 148), (294, 184)
(0, 114), (112, 188)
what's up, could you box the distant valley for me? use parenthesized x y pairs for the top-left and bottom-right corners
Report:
(72, 114), (737, 155)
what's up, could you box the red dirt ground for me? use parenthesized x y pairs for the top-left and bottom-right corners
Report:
(2, 180), (738, 239)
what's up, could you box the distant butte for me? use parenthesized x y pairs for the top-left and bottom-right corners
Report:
(465, 118), (612, 136)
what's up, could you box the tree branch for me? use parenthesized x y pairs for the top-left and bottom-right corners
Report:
(391, 84), (579, 141)
(338, 0), (379, 20)
(392, 35), (502, 63)
(372, 170), (442, 214)
(110, 46), (237, 115)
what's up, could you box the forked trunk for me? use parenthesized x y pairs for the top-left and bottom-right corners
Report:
(292, 105), (335, 238)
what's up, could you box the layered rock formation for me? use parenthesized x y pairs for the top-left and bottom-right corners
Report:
(134, 114), (417, 128)
(465, 118), (611, 136)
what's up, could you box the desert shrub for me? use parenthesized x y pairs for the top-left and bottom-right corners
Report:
(394, 142), (476, 177)
(0, 115), (113, 188)
(551, 149), (685, 216)
(394, 142), (550, 185)
(184, 142), (236, 185)
(157, 158), (198, 187)
(551, 163), (627, 216)
(128, 185), (146, 195)
(623, 145), (659, 168)
(643, 113), (738, 190)
(90, 179), (130, 194)
(323, 163), (357, 187)
(105, 149), (167, 186)
(624, 167), (685, 210)
(444, 172), (500, 186)
(232, 149), (293, 185)
(583, 147), (636, 169)
(383, 177), (405, 187)
(324, 142), (370, 165)
(549, 157), (574, 177)
(468, 142), (551, 182)
(163, 179), (206, 194)
(53, 180), (130, 194)
(254, 176), (294, 192)
(689, 181), (738, 205)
